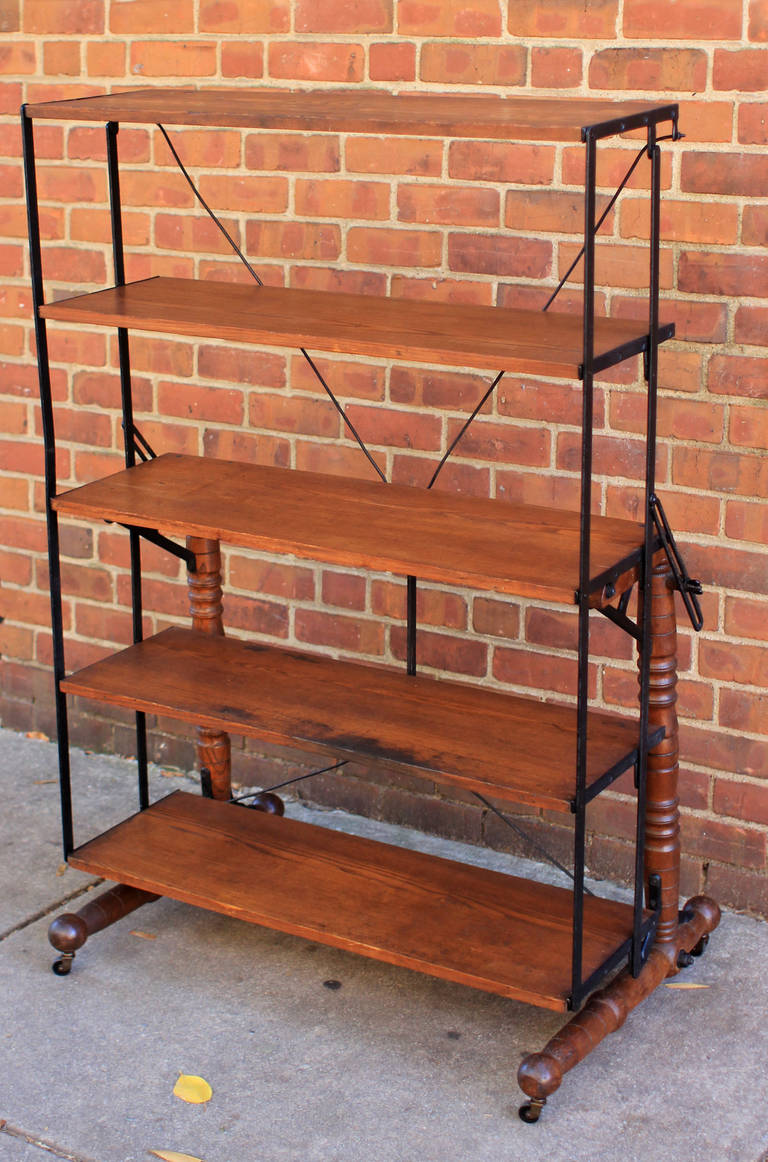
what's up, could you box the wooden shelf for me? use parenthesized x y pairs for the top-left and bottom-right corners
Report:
(68, 790), (643, 1011)
(53, 454), (655, 605)
(60, 627), (662, 813)
(25, 88), (678, 142)
(39, 277), (673, 379)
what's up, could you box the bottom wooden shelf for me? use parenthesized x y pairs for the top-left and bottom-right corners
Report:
(69, 790), (641, 1012)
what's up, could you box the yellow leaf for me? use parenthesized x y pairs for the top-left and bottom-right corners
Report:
(173, 1074), (213, 1104)
(149, 1151), (204, 1162)
(56, 863), (68, 877)
(130, 929), (157, 940)
(664, 982), (710, 990)
(26, 731), (49, 741)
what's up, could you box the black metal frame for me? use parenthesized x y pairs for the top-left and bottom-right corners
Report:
(23, 96), (697, 1010)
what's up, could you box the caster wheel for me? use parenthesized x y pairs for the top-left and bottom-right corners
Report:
(677, 949), (695, 969)
(518, 1099), (545, 1124)
(248, 792), (285, 816)
(690, 933), (709, 958)
(52, 956), (73, 976)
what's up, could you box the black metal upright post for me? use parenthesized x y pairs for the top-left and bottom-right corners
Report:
(571, 129), (598, 1009)
(21, 106), (74, 857)
(632, 125), (663, 975)
(106, 120), (149, 811)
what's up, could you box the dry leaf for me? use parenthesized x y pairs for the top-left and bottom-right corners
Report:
(33, 778), (57, 785)
(664, 982), (710, 990)
(161, 769), (184, 778)
(56, 863), (68, 877)
(149, 1151), (204, 1162)
(26, 731), (49, 741)
(173, 1074), (213, 1104)
(130, 929), (157, 940)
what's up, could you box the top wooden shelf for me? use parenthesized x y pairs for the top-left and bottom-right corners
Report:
(24, 88), (678, 143)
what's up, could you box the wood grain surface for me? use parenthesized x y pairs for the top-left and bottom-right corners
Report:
(24, 89), (678, 142)
(39, 277), (672, 378)
(69, 790), (642, 1010)
(53, 453), (652, 603)
(60, 627), (662, 812)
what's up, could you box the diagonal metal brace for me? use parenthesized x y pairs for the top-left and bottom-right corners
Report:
(118, 523), (197, 571)
(650, 495), (704, 631)
(597, 584), (641, 641)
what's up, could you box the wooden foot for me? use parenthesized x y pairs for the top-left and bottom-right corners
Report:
(517, 894), (720, 1114)
(48, 883), (159, 974)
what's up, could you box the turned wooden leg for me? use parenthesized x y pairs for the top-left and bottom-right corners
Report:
(187, 536), (231, 801)
(517, 557), (720, 1119)
(48, 883), (159, 975)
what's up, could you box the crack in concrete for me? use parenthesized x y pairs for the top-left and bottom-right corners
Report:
(0, 1121), (96, 1161)
(0, 879), (104, 943)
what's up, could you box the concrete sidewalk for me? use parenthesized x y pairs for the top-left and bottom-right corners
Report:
(2, 724), (766, 1162)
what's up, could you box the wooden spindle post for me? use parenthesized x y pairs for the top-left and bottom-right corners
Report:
(187, 535), (231, 801)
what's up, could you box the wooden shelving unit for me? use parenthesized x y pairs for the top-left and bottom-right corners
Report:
(22, 87), (719, 1120)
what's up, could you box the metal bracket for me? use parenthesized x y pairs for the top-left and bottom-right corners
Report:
(118, 523), (197, 571)
(597, 584), (641, 641)
(121, 421), (157, 463)
(650, 495), (704, 631)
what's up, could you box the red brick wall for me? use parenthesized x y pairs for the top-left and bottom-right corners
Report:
(1, 0), (766, 915)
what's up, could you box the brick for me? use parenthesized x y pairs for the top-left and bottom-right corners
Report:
(449, 141), (555, 185)
(296, 178), (390, 221)
(0, 40), (36, 73)
(448, 233), (551, 278)
(68, 126), (150, 163)
(0, 243), (23, 277)
(0, 0), (19, 31)
(43, 42), (80, 78)
(390, 275), (494, 306)
(497, 379), (586, 426)
(221, 41), (263, 78)
(719, 690), (768, 738)
(390, 453), (490, 496)
(391, 625), (487, 676)
(41, 406), (112, 447)
(589, 48), (706, 91)
(195, 173), (289, 215)
(400, 0), (502, 36)
(200, 0), (289, 30)
(620, 197), (739, 246)
(725, 595), (768, 640)
(268, 41), (364, 82)
(446, 417), (550, 467)
(510, 0), (618, 37)
(369, 41), (416, 82)
(709, 354), (768, 400)
(562, 144), (672, 191)
(129, 41), (217, 77)
(228, 556), (315, 601)
(738, 102), (768, 144)
(674, 446), (768, 498)
(0, 81), (22, 115)
(399, 183), (499, 228)
(250, 392), (339, 439)
(320, 571), (366, 611)
(345, 404), (442, 450)
(675, 100), (735, 145)
(682, 151), (768, 198)
(295, 439), (385, 482)
(246, 133), (340, 173)
(203, 428), (291, 469)
(743, 205), (768, 247)
(391, 366), (493, 410)
(24, 0), (104, 33)
(750, 0), (768, 40)
(624, 0), (741, 38)
(37, 164), (106, 204)
(49, 327), (107, 369)
(289, 352), (385, 400)
(713, 48), (768, 91)
(700, 638), (768, 686)
(224, 594), (290, 639)
(684, 542), (768, 598)
(347, 136), (441, 177)
(730, 404), (768, 452)
(680, 814), (765, 869)
(70, 207), (149, 247)
(157, 381), (244, 426)
(128, 335), (193, 377)
(296, 0), (392, 32)
(472, 596), (520, 640)
(726, 499), (768, 543)
(420, 42), (525, 85)
(607, 484), (720, 536)
(507, 190), (610, 236)
(559, 241), (673, 291)
(706, 863), (767, 917)
(373, 581), (467, 629)
(155, 212), (242, 256)
(531, 46), (582, 88)
(86, 40), (125, 76)
(109, 0), (195, 32)
(295, 608), (384, 656)
(347, 226), (441, 268)
(155, 128), (244, 170)
(735, 305), (768, 346)
(493, 645), (597, 699)
(245, 220), (341, 262)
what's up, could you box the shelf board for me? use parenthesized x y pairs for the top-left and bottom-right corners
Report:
(25, 88), (678, 142)
(54, 454), (653, 604)
(40, 277), (673, 379)
(60, 627), (661, 813)
(68, 790), (642, 1011)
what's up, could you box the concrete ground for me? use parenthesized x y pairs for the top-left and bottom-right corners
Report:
(1, 724), (767, 1162)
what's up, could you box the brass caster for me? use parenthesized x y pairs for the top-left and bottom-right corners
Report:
(518, 1097), (546, 1124)
(52, 952), (74, 976)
